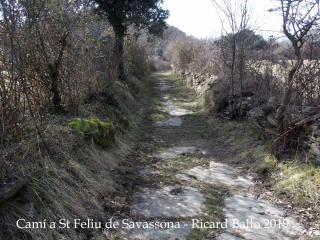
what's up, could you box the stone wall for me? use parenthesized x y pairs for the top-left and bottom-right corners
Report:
(305, 121), (320, 161)
(176, 69), (320, 161)
(176, 70), (218, 110)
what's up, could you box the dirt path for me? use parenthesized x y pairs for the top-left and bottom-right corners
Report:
(116, 73), (306, 240)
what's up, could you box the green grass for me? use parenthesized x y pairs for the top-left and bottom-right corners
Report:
(137, 154), (209, 186)
(182, 114), (218, 138)
(150, 112), (170, 122)
(187, 185), (228, 240)
(149, 113), (218, 146)
(274, 162), (320, 206)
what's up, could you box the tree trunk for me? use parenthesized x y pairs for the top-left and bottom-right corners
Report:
(115, 32), (126, 82)
(49, 65), (62, 111)
(275, 55), (303, 134)
(230, 38), (236, 118)
(48, 32), (68, 112)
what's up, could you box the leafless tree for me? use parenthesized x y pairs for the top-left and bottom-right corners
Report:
(0, 0), (111, 144)
(212, 0), (251, 118)
(274, 0), (320, 133)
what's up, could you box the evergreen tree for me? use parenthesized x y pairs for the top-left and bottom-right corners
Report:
(93, 0), (169, 81)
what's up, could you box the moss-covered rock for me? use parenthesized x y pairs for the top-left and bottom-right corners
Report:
(69, 118), (116, 148)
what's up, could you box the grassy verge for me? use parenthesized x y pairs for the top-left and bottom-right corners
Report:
(187, 185), (228, 240)
(274, 161), (320, 208)
(0, 75), (153, 240)
(221, 118), (320, 209)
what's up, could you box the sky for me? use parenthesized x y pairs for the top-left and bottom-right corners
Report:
(162, 0), (284, 39)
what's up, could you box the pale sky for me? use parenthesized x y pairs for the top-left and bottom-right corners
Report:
(162, 0), (284, 39)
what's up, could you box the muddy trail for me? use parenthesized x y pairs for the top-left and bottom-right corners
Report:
(114, 72), (306, 240)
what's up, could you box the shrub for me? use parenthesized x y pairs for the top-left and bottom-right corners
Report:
(69, 118), (116, 148)
(124, 31), (150, 79)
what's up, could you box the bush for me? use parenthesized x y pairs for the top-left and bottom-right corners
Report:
(148, 57), (172, 72)
(69, 118), (116, 148)
(125, 31), (150, 79)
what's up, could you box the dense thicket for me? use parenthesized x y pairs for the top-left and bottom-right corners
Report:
(0, 0), (159, 146)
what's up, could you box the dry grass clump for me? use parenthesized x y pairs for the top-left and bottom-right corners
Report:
(0, 121), (128, 239)
(274, 162), (320, 206)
